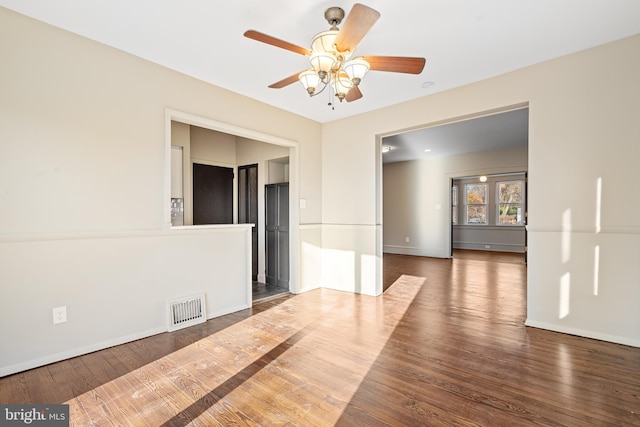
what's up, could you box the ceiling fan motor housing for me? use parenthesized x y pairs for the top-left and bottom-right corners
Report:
(324, 7), (345, 27)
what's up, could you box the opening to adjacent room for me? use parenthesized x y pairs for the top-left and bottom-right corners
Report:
(379, 106), (529, 288)
(165, 110), (299, 303)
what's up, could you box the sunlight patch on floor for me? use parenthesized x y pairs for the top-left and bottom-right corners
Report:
(65, 275), (425, 425)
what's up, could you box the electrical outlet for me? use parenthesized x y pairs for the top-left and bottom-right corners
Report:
(53, 306), (67, 324)
(405, 237), (410, 243)
(484, 245), (491, 249)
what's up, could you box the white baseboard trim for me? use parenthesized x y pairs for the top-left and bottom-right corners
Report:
(0, 304), (254, 377)
(525, 319), (640, 348)
(207, 304), (251, 320)
(383, 245), (449, 258)
(453, 242), (525, 253)
(0, 326), (166, 378)
(295, 284), (321, 295)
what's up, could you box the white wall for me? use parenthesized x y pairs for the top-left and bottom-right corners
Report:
(0, 8), (322, 375)
(322, 35), (640, 346)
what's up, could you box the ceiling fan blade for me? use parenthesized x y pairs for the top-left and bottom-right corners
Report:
(346, 86), (363, 102)
(268, 71), (304, 89)
(362, 56), (426, 74)
(334, 4), (380, 53)
(244, 30), (312, 56)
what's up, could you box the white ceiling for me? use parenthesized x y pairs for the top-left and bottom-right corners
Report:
(2, 1), (639, 125)
(382, 107), (528, 163)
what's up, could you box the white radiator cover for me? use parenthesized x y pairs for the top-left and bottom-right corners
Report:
(168, 293), (207, 332)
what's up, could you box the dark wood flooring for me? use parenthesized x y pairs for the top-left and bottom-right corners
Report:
(252, 280), (289, 302)
(1, 250), (639, 426)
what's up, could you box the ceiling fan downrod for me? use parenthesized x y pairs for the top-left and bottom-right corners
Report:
(324, 7), (345, 30)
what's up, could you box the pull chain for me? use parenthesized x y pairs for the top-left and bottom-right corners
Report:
(328, 81), (336, 111)
(329, 80), (335, 110)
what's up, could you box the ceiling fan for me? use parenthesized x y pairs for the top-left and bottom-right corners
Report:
(244, 3), (426, 105)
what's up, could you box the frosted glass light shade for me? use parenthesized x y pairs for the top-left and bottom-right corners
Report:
(310, 52), (337, 73)
(311, 30), (338, 53)
(299, 70), (321, 95)
(333, 71), (353, 96)
(343, 58), (370, 84)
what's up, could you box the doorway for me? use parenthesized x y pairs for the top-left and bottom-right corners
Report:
(251, 182), (290, 301)
(238, 164), (258, 280)
(378, 106), (529, 292)
(165, 109), (300, 300)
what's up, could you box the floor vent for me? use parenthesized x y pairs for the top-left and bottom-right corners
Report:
(168, 293), (206, 332)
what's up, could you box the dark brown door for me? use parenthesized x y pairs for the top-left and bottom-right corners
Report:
(193, 163), (233, 225)
(238, 164), (258, 280)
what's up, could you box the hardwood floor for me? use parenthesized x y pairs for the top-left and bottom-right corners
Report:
(252, 280), (289, 302)
(1, 251), (639, 426)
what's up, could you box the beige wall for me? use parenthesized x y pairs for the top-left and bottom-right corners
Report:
(0, 7), (322, 375)
(191, 126), (237, 166)
(0, 8), (322, 236)
(323, 34), (640, 346)
(170, 121), (192, 224)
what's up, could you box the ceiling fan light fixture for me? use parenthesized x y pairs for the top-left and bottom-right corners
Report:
(299, 70), (321, 95)
(311, 30), (339, 53)
(245, 4), (426, 109)
(343, 58), (370, 86)
(333, 71), (354, 101)
(310, 51), (337, 75)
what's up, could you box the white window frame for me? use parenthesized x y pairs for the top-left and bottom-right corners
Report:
(496, 180), (524, 226)
(465, 183), (488, 225)
(452, 185), (458, 225)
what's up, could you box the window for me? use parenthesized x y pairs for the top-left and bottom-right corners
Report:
(466, 183), (488, 224)
(452, 174), (526, 227)
(451, 185), (458, 225)
(497, 180), (524, 225)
